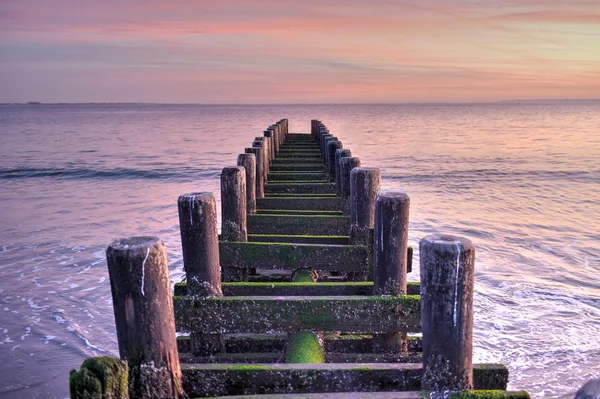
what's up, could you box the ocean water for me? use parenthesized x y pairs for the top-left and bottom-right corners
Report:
(0, 103), (598, 398)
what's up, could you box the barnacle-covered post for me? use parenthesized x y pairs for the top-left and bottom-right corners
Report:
(221, 166), (248, 282)
(324, 136), (338, 175)
(106, 236), (186, 399)
(320, 131), (331, 161)
(340, 156), (361, 215)
(178, 193), (224, 356)
(237, 153), (256, 214)
(335, 149), (352, 196)
(420, 234), (475, 391)
(245, 147), (264, 198)
(264, 130), (275, 162)
(327, 140), (342, 180)
(178, 193), (222, 296)
(349, 167), (380, 245)
(252, 138), (269, 183)
(372, 192), (410, 353)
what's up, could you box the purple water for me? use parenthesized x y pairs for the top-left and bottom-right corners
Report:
(0, 103), (598, 398)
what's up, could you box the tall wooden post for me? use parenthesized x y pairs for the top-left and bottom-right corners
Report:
(372, 192), (410, 353)
(106, 237), (186, 399)
(253, 138), (269, 179)
(245, 147), (264, 198)
(178, 193), (222, 297)
(349, 167), (381, 245)
(340, 157), (361, 215)
(327, 140), (342, 179)
(237, 153), (256, 214)
(264, 130), (275, 162)
(335, 149), (351, 194)
(420, 234), (475, 391)
(220, 166), (247, 242)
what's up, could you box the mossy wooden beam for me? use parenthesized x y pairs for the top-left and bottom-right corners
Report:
(273, 153), (323, 158)
(448, 391), (530, 399)
(247, 214), (349, 235)
(194, 391), (529, 399)
(179, 351), (422, 364)
(270, 164), (327, 172)
(264, 182), (336, 195)
(174, 281), (421, 297)
(256, 197), (343, 211)
(70, 357), (128, 399)
(249, 233), (348, 244)
(179, 363), (510, 397)
(181, 363), (422, 397)
(254, 209), (343, 215)
(265, 193), (337, 197)
(177, 333), (423, 354)
(268, 172), (330, 181)
(174, 295), (421, 334)
(219, 242), (367, 271)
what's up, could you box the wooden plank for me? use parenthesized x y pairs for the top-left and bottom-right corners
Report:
(174, 295), (422, 334)
(270, 164), (326, 172)
(174, 281), (421, 297)
(256, 197), (342, 211)
(219, 242), (368, 271)
(177, 334), (423, 354)
(248, 233), (348, 244)
(179, 352), (422, 364)
(181, 363), (421, 397)
(180, 363), (510, 397)
(264, 182), (336, 194)
(272, 158), (323, 165)
(248, 214), (349, 235)
(268, 172), (329, 181)
(254, 209), (342, 215)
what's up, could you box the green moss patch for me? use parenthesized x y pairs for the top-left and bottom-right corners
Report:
(285, 331), (325, 363)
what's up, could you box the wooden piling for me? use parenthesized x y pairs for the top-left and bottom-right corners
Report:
(371, 192), (410, 354)
(335, 149), (352, 195)
(220, 166), (247, 242)
(420, 234), (475, 391)
(177, 193), (222, 297)
(324, 136), (338, 171)
(340, 156), (361, 215)
(349, 167), (381, 246)
(327, 140), (342, 178)
(244, 147), (264, 198)
(237, 153), (257, 214)
(106, 237), (185, 399)
(264, 130), (276, 161)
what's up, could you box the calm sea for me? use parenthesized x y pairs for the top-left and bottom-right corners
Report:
(0, 103), (598, 398)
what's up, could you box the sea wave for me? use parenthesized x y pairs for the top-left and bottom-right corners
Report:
(0, 167), (218, 181)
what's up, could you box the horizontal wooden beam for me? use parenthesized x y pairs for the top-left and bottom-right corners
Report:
(248, 214), (349, 235)
(180, 363), (509, 397)
(174, 295), (421, 334)
(248, 233), (348, 244)
(174, 281), (421, 297)
(270, 164), (326, 172)
(220, 242), (366, 271)
(264, 182), (336, 194)
(268, 172), (329, 181)
(177, 333), (423, 354)
(257, 197), (343, 211)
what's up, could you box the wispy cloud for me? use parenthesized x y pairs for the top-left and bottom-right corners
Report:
(1, 0), (599, 102)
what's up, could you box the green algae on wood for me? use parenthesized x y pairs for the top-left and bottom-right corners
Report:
(247, 214), (349, 235)
(220, 241), (367, 271)
(285, 331), (325, 363)
(174, 295), (421, 334)
(448, 391), (531, 399)
(70, 356), (128, 399)
(174, 281), (421, 296)
(473, 364), (509, 390)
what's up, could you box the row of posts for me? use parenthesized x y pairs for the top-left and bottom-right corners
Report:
(100, 119), (476, 398)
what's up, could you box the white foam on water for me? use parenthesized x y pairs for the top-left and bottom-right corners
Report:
(77, 265), (91, 274)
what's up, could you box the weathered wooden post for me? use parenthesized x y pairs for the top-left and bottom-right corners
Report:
(106, 237), (186, 399)
(253, 137), (269, 178)
(264, 130), (275, 161)
(327, 140), (342, 179)
(420, 234), (475, 391)
(311, 119), (318, 140)
(237, 153), (256, 214)
(178, 193), (222, 297)
(245, 147), (264, 198)
(177, 193), (225, 356)
(335, 149), (352, 196)
(324, 136), (338, 173)
(349, 167), (381, 245)
(320, 131), (330, 161)
(372, 192), (410, 353)
(268, 126), (279, 155)
(221, 166), (247, 242)
(340, 157), (361, 215)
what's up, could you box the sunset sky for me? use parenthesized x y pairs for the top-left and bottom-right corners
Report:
(1, 0), (599, 103)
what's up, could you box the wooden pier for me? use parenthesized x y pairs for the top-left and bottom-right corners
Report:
(69, 119), (530, 398)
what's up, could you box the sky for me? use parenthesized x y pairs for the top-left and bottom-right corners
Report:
(1, 0), (599, 104)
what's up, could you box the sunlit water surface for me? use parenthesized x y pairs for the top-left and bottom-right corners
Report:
(0, 103), (598, 398)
